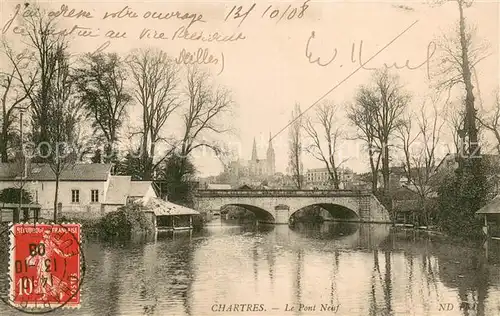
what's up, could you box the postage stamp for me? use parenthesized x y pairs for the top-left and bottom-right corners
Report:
(9, 223), (82, 309)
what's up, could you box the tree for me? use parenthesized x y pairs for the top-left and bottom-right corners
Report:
(431, 0), (491, 237)
(74, 52), (132, 162)
(45, 47), (82, 222)
(178, 66), (233, 180)
(128, 48), (180, 180)
(431, 0), (489, 160)
(4, 5), (67, 156)
(0, 187), (33, 204)
(156, 153), (197, 206)
(303, 101), (346, 189)
(397, 99), (445, 225)
(349, 69), (410, 194)
(0, 52), (35, 162)
(477, 92), (500, 155)
(288, 103), (303, 189)
(348, 88), (381, 193)
(115, 149), (144, 180)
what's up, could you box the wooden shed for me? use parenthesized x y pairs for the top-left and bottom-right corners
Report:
(476, 195), (500, 240)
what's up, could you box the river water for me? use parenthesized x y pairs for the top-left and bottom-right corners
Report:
(1, 220), (500, 316)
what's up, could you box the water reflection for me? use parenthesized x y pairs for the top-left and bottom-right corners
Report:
(0, 223), (499, 316)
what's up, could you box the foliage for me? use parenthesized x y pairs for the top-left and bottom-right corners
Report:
(115, 150), (144, 180)
(437, 158), (490, 238)
(97, 203), (155, 239)
(156, 153), (197, 207)
(0, 187), (33, 204)
(73, 52), (131, 162)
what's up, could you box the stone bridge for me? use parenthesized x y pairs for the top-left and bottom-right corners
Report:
(194, 190), (391, 224)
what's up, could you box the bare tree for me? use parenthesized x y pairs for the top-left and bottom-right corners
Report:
(179, 66), (233, 168)
(128, 48), (180, 180)
(349, 69), (409, 193)
(348, 88), (381, 193)
(477, 92), (500, 155)
(74, 52), (132, 162)
(396, 111), (420, 185)
(303, 101), (346, 189)
(0, 59), (34, 162)
(45, 47), (82, 222)
(3, 5), (67, 156)
(431, 0), (489, 160)
(398, 99), (445, 225)
(288, 103), (303, 189)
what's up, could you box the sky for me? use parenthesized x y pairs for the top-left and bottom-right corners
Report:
(1, 0), (498, 177)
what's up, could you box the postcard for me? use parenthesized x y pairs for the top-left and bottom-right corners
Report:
(0, 0), (499, 315)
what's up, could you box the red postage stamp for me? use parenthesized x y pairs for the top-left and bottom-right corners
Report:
(9, 223), (82, 309)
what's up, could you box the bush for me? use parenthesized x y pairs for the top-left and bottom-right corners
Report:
(437, 159), (490, 239)
(97, 203), (155, 239)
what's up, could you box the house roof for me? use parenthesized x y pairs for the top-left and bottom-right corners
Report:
(476, 195), (500, 215)
(104, 176), (131, 205)
(0, 163), (112, 181)
(129, 181), (153, 197)
(140, 197), (200, 216)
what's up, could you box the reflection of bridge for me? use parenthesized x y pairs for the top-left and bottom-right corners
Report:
(194, 190), (391, 224)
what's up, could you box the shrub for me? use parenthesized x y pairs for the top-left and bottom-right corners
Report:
(97, 203), (155, 239)
(437, 159), (490, 239)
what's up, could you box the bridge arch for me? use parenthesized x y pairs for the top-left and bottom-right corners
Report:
(290, 203), (359, 221)
(221, 204), (275, 223)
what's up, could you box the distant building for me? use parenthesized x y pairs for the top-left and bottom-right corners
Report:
(304, 167), (354, 189)
(215, 134), (276, 187)
(0, 163), (157, 220)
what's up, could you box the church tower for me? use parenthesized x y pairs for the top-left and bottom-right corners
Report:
(251, 137), (258, 161)
(266, 132), (275, 175)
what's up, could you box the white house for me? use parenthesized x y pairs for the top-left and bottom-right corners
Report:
(0, 163), (158, 219)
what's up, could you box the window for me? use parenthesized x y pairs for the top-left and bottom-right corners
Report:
(71, 190), (80, 203)
(91, 190), (99, 203)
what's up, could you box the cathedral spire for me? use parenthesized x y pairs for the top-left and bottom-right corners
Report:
(251, 137), (258, 161)
(267, 132), (275, 175)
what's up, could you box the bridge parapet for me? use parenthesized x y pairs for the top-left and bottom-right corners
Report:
(194, 189), (373, 198)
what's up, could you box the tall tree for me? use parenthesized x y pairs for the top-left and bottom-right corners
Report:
(432, 0), (489, 160)
(45, 47), (82, 222)
(303, 101), (346, 189)
(349, 69), (409, 194)
(348, 88), (381, 193)
(178, 66), (233, 179)
(288, 103), (303, 189)
(431, 0), (491, 236)
(0, 65), (32, 162)
(4, 5), (67, 156)
(74, 52), (132, 162)
(128, 48), (180, 180)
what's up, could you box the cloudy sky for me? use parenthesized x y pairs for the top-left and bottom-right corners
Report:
(1, 0), (498, 176)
